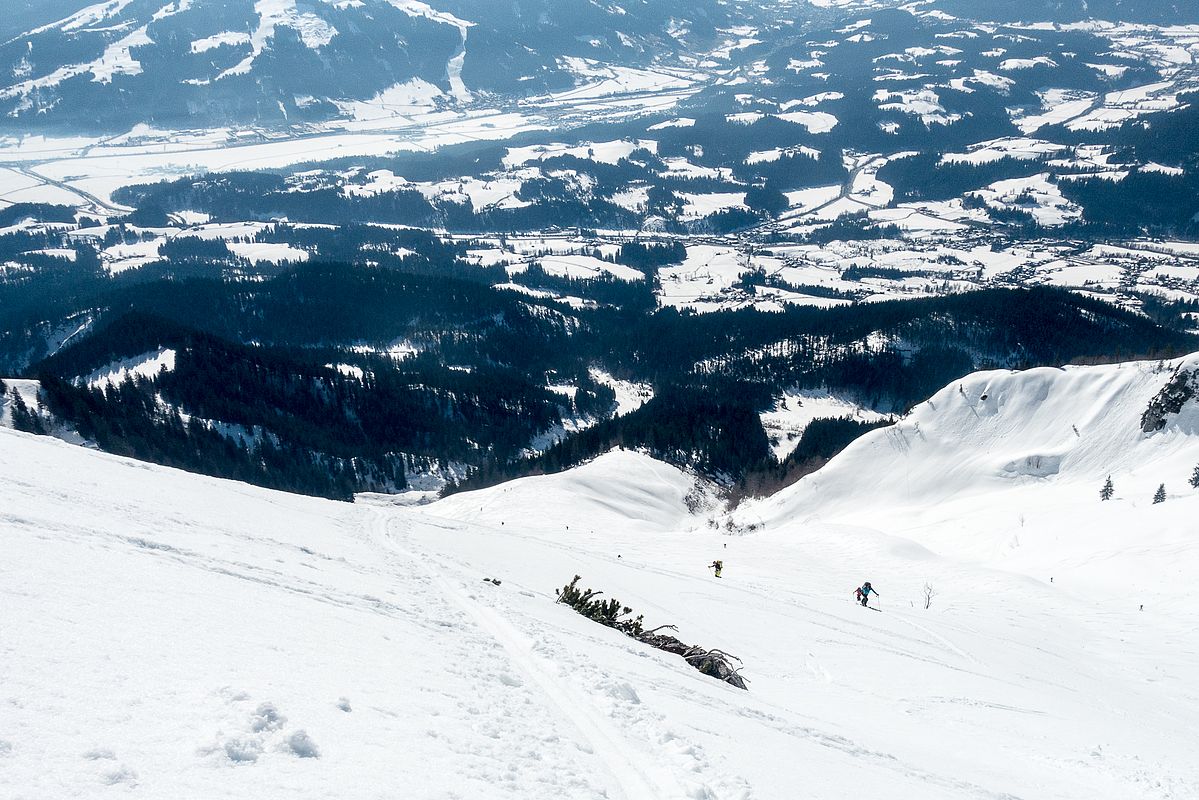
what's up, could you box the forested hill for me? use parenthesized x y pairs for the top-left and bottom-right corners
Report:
(7, 238), (1192, 500)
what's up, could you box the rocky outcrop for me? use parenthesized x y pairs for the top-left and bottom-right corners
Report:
(1141, 366), (1199, 433)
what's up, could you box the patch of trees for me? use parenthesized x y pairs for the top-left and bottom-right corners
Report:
(734, 151), (847, 191)
(876, 154), (1048, 203)
(516, 263), (655, 310)
(735, 415), (893, 501)
(1136, 294), (1199, 332)
(100, 263), (525, 348)
(456, 197), (643, 234)
(616, 241), (686, 273)
(306, 143), (508, 184)
(33, 311), (191, 380)
(31, 313), (581, 496)
(744, 183), (789, 217)
(662, 288), (1193, 398)
(7, 383), (48, 435)
(738, 269), (859, 300)
(0, 239), (107, 372)
(699, 206), (763, 235)
(0, 203), (76, 227)
(114, 172), (441, 227)
(255, 223), (498, 283)
(1118, 92), (1199, 165)
(452, 382), (774, 493)
(1058, 170), (1199, 237)
(841, 265), (934, 282)
(37, 374), (359, 500)
(114, 167), (653, 234)
(158, 236), (237, 263)
(798, 213), (903, 244)
(570, 373), (618, 418)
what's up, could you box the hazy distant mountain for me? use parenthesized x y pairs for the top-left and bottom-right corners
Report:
(4, 0), (1195, 134)
(940, 0), (1199, 24)
(0, 1), (93, 40)
(0, 0), (745, 133)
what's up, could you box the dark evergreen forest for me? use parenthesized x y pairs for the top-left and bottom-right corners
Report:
(6, 218), (1192, 500)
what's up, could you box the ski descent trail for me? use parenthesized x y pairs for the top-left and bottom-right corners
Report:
(367, 509), (693, 800)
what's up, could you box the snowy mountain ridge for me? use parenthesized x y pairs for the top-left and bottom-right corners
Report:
(0, 0), (751, 131)
(728, 353), (1199, 603)
(3, 353), (1198, 798)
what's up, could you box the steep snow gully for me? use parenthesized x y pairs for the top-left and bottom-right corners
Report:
(2, 355), (1199, 799)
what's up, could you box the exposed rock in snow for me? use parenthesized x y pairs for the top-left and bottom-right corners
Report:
(1141, 363), (1199, 433)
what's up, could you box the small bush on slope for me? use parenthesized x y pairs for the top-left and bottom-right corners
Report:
(555, 575), (748, 690)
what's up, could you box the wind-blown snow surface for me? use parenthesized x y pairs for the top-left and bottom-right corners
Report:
(3, 358), (1199, 798)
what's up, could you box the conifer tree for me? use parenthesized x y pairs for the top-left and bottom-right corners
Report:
(1100, 475), (1113, 501)
(1153, 484), (1166, 504)
(1190, 465), (1199, 489)
(9, 391), (46, 435)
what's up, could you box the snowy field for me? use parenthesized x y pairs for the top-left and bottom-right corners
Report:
(3, 353), (1199, 798)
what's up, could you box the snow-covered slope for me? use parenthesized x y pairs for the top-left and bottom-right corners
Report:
(3, 350), (1199, 797)
(732, 355), (1199, 608)
(426, 449), (716, 535)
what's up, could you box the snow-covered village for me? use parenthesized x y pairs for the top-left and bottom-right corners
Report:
(2, 1), (1198, 798)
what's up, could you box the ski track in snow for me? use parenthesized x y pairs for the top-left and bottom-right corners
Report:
(395, 517), (1045, 800)
(399, 518), (1036, 800)
(365, 508), (739, 800)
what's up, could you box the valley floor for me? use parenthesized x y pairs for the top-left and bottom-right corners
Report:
(2, 428), (1196, 799)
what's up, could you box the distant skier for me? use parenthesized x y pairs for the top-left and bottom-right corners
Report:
(709, 560), (723, 578)
(855, 581), (878, 607)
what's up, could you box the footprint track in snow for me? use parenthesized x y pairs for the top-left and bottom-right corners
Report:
(368, 509), (738, 800)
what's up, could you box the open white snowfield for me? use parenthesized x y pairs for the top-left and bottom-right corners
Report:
(3, 355), (1199, 799)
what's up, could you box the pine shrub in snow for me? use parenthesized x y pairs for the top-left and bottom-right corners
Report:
(1153, 484), (1167, 504)
(555, 575), (644, 636)
(1190, 465), (1199, 489)
(556, 575), (748, 690)
(1100, 476), (1114, 501)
